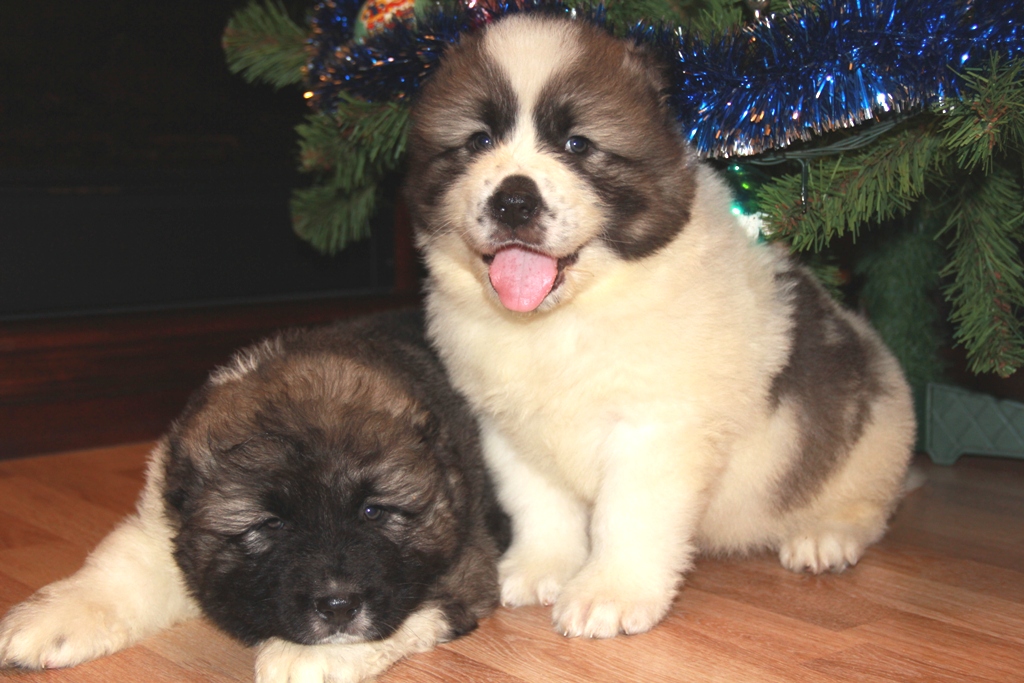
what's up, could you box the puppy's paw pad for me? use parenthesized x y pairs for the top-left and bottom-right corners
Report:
(779, 530), (864, 574)
(0, 597), (127, 669)
(498, 549), (582, 607)
(552, 572), (673, 639)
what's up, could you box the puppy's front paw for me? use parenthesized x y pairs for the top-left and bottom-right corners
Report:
(255, 607), (450, 683)
(779, 528), (866, 574)
(498, 544), (585, 608)
(256, 639), (392, 683)
(256, 640), (336, 683)
(552, 564), (676, 639)
(0, 588), (131, 669)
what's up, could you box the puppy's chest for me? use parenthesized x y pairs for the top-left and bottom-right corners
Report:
(452, 325), (639, 497)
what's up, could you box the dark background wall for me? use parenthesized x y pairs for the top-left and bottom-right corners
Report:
(0, 0), (395, 321)
(0, 169), (397, 319)
(0, 1), (417, 458)
(1, 2), (301, 170)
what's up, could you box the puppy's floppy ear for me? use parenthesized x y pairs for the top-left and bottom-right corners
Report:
(413, 407), (471, 496)
(162, 418), (213, 522)
(414, 409), (445, 448)
(413, 408), (470, 474)
(623, 39), (673, 106)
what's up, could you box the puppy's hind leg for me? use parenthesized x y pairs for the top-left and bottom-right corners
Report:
(779, 414), (914, 575)
(0, 441), (199, 669)
(778, 517), (886, 574)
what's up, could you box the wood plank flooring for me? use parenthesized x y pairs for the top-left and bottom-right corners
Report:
(1, 445), (1022, 682)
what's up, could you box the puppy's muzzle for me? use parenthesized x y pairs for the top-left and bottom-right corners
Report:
(314, 593), (363, 630)
(488, 175), (545, 245)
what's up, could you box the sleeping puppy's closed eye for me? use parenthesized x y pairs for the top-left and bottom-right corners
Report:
(0, 311), (509, 683)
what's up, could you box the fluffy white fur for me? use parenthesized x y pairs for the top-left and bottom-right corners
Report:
(0, 443), (200, 668)
(414, 16), (916, 639)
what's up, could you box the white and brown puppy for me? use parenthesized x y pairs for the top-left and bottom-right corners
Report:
(406, 14), (916, 640)
(0, 312), (510, 682)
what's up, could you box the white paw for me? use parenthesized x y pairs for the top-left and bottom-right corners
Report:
(498, 545), (585, 607)
(256, 640), (340, 683)
(779, 530), (865, 574)
(551, 565), (676, 639)
(0, 588), (133, 669)
(255, 606), (450, 683)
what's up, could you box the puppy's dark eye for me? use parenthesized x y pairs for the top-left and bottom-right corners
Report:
(564, 136), (590, 154)
(468, 132), (494, 152)
(261, 517), (284, 530)
(362, 505), (385, 521)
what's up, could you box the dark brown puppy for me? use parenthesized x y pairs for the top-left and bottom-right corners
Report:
(0, 311), (509, 683)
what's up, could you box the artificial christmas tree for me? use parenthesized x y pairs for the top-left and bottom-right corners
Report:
(223, 0), (1024, 393)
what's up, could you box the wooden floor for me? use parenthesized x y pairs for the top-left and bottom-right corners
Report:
(1, 444), (1022, 682)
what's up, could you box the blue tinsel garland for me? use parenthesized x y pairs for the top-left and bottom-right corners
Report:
(305, 0), (1024, 157)
(663, 0), (1024, 156)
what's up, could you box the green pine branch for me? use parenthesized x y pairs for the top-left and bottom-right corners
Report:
(940, 55), (1024, 174)
(290, 97), (410, 253)
(292, 184), (378, 253)
(679, 0), (748, 36)
(934, 55), (1024, 376)
(936, 166), (1024, 377)
(603, 0), (687, 28)
(757, 124), (949, 252)
(857, 227), (948, 408)
(757, 56), (1024, 376)
(223, 0), (307, 89)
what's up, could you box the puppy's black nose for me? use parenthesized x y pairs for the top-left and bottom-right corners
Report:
(489, 175), (541, 229)
(315, 594), (363, 628)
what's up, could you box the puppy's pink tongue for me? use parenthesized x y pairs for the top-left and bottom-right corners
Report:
(488, 247), (559, 312)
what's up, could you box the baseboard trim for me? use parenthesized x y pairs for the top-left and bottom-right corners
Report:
(0, 293), (419, 459)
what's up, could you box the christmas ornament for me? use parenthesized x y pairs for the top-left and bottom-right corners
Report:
(352, 0), (424, 40)
(743, 0), (769, 21)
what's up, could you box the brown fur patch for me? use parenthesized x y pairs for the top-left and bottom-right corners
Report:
(533, 29), (697, 258)
(406, 31), (517, 231)
(769, 268), (885, 511)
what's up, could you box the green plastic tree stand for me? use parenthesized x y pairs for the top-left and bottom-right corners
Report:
(925, 382), (1024, 465)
